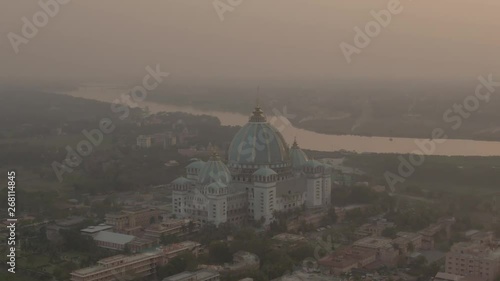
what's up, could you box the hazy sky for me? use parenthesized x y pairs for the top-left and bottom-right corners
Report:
(1, 0), (499, 84)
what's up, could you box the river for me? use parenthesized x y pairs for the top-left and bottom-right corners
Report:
(60, 85), (500, 156)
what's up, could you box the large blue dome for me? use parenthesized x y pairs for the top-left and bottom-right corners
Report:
(228, 106), (291, 177)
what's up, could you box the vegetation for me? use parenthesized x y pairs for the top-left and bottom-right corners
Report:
(147, 86), (500, 141)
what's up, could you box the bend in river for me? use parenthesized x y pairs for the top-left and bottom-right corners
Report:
(59, 86), (500, 157)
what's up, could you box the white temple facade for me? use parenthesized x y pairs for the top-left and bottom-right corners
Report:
(171, 105), (333, 226)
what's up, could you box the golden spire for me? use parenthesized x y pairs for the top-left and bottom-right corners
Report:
(292, 136), (299, 148)
(208, 144), (220, 160)
(210, 150), (220, 160)
(249, 100), (267, 122)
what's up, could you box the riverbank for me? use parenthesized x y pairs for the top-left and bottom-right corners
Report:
(56, 87), (500, 156)
(146, 90), (500, 142)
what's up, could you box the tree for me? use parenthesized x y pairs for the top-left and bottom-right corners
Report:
(382, 227), (398, 239)
(407, 242), (415, 253)
(208, 241), (232, 264)
(53, 261), (78, 281)
(188, 221), (195, 233)
(261, 249), (294, 279)
(287, 243), (314, 263)
(156, 252), (198, 279)
(160, 234), (179, 245)
(59, 229), (98, 252)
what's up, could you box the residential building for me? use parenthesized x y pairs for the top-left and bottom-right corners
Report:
(353, 237), (398, 267)
(445, 242), (500, 281)
(465, 230), (495, 245)
(393, 232), (423, 255)
(355, 219), (395, 239)
(318, 246), (377, 275)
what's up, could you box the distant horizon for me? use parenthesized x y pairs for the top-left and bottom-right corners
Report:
(2, 0), (499, 85)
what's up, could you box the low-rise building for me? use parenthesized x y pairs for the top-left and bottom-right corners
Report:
(355, 219), (395, 239)
(144, 219), (198, 242)
(318, 246), (377, 275)
(94, 231), (136, 251)
(161, 241), (202, 259)
(435, 272), (485, 281)
(162, 269), (220, 281)
(71, 241), (201, 281)
(353, 237), (398, 267)
(465, 230), (495, 245)
(80, 224), (114, 237)
(105, 207), (161, 235)
(393, 232), (423, 255)
(70, 252), (165, 281)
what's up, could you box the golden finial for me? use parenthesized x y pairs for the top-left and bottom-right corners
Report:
(249, 100), (266, 122)
(292, 136), (299, 148)
(210, 148), (219, 160)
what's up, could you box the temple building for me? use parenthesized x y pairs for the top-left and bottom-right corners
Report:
(171, 105), (333, 226)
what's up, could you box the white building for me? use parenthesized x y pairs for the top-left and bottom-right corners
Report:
(137, 135), (152, 148)
(171, 105), (333, 226)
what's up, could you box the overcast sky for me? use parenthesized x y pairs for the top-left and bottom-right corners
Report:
(1, 0), (499, 85)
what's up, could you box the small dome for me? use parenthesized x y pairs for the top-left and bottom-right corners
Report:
(304, 159), (323, 169)
(172, 177), (191, 185)
(319, 160), (334, 174)
(206, 181), (228, 195)
(186, 160), (205, 170)
(253, 167), (278, 177)
(198, 152), (231, 185)
(253, 167), (278, 183)
(289, 138), (308, 169)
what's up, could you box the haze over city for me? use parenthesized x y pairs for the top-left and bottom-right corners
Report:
(2, 0), (500, 84)
(1, 1), (500, 281)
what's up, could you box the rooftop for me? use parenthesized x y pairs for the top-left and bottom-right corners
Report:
(163, 269), (220, 281)
(81, 224), (113, 234)
(272, 233), (306, 242)
(354, 237), (393, 249)
(94, 231), (135, 245)
(434, 272), (464, 281)
(72, 251), (162, 276)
